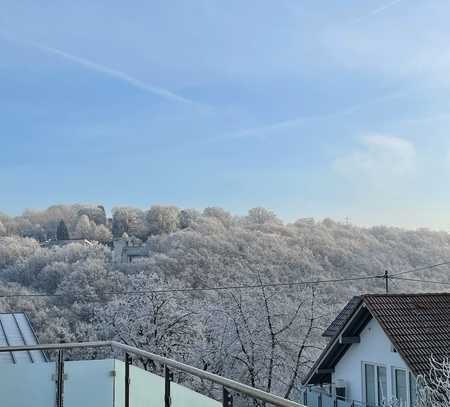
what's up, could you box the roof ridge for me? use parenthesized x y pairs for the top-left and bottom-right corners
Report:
(362, 292), (450, 298)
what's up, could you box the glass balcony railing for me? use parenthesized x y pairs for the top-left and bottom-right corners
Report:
(0, 359), (222, 407)
(0, 341), (306, 407)
(301, 387), (394, 407)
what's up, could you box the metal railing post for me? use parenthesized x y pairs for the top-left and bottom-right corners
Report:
(165, 365), (174, 407)
(223, 387), (233, 407)
(125, 353), (132, 407)
(56, 349), (65, 407)
(318, 392), (322, 407)
(303, 389), (308, 406)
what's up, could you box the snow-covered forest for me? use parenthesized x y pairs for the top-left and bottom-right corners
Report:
(1, 204), (450, 402)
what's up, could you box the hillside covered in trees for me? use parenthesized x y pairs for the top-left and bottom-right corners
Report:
(1, 204), (450, 402)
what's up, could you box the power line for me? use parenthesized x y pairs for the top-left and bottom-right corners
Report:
(2, 262), (449, 302)
(391, 261), (450, 277)
(391, 276), (450, 286)
(0, 275), (380, 300)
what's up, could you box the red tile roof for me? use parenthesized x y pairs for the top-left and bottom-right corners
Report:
(304, 292), (450, 385)
(322, 296), (361, 337)
(363, 293), (450, 376)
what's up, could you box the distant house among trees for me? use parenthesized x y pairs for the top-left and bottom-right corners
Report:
(303, 293), (450, 407)
(113, 236), (150, 263)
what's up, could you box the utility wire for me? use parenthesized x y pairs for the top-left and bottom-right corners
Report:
(0, 275), (380, 300)
(390, 261), (450, 277)
(2, 263), (450, 301)
(391, 276), (450, 286)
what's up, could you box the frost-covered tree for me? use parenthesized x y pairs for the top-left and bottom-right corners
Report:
(23, 205), (78, 239)
(94, 272), (200, 369)
(74, 215), (92, 239)
(0, 236), (39, 269)
(416, 357), (450, 407)
(0, 221), (6, 236)
(73, 214), (111, 242)
(246, 207), (281, 225)
(179, 209), (201, 229)
(93, 224), (112, 243)
(0, 212), (9, 223)
(77, 205), (107, 225)
(112, 207), (148, 239)
(198, 283), (323, 403)
(147, 205), (180, 235)
(112, 208), (129, 238)
(203, 207), (233, 228)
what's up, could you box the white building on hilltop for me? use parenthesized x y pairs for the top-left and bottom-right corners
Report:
(113, 236), (150, 263)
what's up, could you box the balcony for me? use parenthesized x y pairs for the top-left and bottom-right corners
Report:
(0, 341), (305, 407)
(1, 358), (221, 407)
(301, 387), (386, 407)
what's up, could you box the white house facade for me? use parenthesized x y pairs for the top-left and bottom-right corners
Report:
(303, 293), (450, 407)
(333, 318), (415, 406)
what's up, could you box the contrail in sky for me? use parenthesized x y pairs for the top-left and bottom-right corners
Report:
(215, 89), (408, 142)
(368, 0), (402, 17)
(0, 31), (196, 106)
(354, 0), (402, 22)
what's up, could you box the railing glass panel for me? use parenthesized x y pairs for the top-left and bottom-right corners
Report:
(0, 362), (56, 407)
(64, 359), (116, 407)
(321, 393), (334, 407)
(119, 363), (221, 407)
(337, 399), (352, 407)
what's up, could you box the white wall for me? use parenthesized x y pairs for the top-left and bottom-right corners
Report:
(333, 318), (410, 404)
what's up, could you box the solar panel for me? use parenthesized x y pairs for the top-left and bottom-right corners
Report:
(14, 313), (46, 363)
(0, 313), (47, 364)
(0, 319), (14, 363)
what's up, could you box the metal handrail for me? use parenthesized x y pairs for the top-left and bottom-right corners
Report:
(302, 386), (388, 407)
(0, 340), (306, 407)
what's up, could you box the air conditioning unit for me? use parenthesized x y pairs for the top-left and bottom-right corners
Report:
(334, 379), (348, 400)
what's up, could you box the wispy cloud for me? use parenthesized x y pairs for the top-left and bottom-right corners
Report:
(0, 31), (197, 106)
(333, 134), (416, 180)
(321, 2), (450, 86)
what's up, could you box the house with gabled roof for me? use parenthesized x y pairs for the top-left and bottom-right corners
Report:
(303, 293), (450, 407)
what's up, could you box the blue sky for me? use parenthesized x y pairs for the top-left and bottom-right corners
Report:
(1, 0), (450, 229)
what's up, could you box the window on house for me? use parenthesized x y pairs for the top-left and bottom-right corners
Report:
(364, 363), (387, 406)
(409, 373), (417, 407)
(365, 364), (376, 406)
(377, 365), (387, 402)
(394, 368), (407, 406)
(335, 386), (346, 401)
